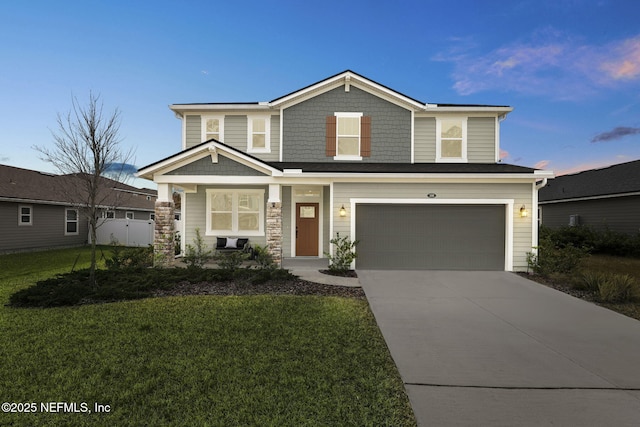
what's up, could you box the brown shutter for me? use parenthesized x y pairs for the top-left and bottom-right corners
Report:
(326, 116), (336, 156)
(361, 116), (371, 157)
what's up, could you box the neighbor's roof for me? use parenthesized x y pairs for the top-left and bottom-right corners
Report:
(0, 164), (156, 210)
(539, 159), (640, 202)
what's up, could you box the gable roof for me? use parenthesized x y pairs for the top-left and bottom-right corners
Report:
(539, 159), (640, 202)
(0, 164), (156, 210)
(170, 70), (513, 115)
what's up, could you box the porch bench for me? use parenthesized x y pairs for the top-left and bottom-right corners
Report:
(215, 237), (253, 258)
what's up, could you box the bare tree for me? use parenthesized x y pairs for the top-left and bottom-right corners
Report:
(34, 92), (134, 286)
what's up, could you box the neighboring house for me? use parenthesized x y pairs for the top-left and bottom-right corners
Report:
(539, 159), (640, 234)
(0, 164), (157, 253)
(138, 70), (553, 271)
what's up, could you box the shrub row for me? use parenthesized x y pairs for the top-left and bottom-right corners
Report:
(540, 226), (640, 258)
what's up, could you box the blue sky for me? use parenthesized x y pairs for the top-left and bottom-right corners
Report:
(2, 0), (640, 188)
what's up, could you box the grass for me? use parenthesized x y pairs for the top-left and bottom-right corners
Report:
(0, 246), (416, 426)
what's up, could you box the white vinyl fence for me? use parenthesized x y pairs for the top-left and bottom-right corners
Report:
(93, 219), (154, 247)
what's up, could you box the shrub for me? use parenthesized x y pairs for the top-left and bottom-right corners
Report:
(539, 225), (640, 258)
(597, 274), (640, 303)
(324, 233), (358, 275)
(183, 228), (212, 268)
(106, 243), (153, 270)
(527, 236), (589, 276)
(252, 245), (276, 270)
(216, 251), (247, 272)
(578, 272), (607, 292)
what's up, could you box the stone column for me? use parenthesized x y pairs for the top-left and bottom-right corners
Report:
(154, 200), (175, 267)
(266, 201), (283, 267)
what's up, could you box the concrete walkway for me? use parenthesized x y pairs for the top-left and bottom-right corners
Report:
(282, 257), (360, 287)
(359, 270), (640, 426)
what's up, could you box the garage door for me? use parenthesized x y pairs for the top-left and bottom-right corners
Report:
(355, 204), (505, 270)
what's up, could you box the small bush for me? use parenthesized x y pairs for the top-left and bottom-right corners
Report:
(598, 274), (640, 303)
(216, 251), (247, 272)
(252, 245), (276, 270)
(183, 228), (212, 268)
(527, 237), (589, 276)
(106, 244), (153, 270)
(577, 272), (607, 292)
(324, 233), (358, 275)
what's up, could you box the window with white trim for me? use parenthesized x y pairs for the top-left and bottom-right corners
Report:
(436, 117), (467, 162)
(102, 210), (115, 219)
(65, 208), (79, 235)
(206, 189), (264, 236)
(247, 116), (270, 153)
(126, 211), (134, 220)
(335, 112), (362, 160)
(202, 116), (224, 142)
(18, 205), (32, 226)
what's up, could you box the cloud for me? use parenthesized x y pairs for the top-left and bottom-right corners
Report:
(435, 32), (640, 99)
(534, 160), (550, 170)
(104, 163), (138, 180)
(499, 149), (509, 160)
(591, 127), (640, 143)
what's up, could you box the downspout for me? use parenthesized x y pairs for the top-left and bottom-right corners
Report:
(532, 178), (548, 266)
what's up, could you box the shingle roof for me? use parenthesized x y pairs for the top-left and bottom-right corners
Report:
(267, 162), (536, 174)
(539, 159), (640, 202)
(0, 164), (156, 210)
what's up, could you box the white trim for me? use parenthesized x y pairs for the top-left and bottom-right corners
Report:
(532, 182), (539, 254)
(126, 211), (135, 220)
(495, 116), (500, 163)
(436, 117), (468, 163)
(538, 191), (640, 204)
(205, 189), (265, 237)
(279, 107), (284, 162)
(411, 110), (415, 164)
(201, 115), (225, 143)
(181, 114), (187, 151)
(334, 112), (362, 160)
(18, 204), (32, 226)
(349, 198), (515, 271)
(65, 208), (79, 236)
(247, 115), (271, 153)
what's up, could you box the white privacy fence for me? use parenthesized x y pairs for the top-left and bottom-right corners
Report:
(93, 219), (154, 247)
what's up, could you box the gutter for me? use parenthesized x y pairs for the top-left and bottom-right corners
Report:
(535, 178), (548, 190)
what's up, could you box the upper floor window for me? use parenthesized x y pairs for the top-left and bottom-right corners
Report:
(436, 118), (467, 162)
(65, 208), (79, 235)
(326, 113), (371, 160)
(202, 116), (224, 142)
(247, 116), (271, 153)
(102, 210), (115, 219)
(18, 205), (32, 226)
(126, 212), (134, 220)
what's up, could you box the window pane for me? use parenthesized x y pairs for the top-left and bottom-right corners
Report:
(338, 117), (359, 136)
(21, 207), (31, 215)
(211, 193), (233, 211)
(238, 193), (260, 211)
(67, 222), (78, 233)
(300, 206), (316, 218)
(206, 119), (219, 133)
(211, 213), (232, 230)
(441, 120), (462, 138)
(338, 137), (359, 155)
(252, 134), (265, 148)
(252, 118), (265, 133)
(67, 210), (78, 220)
(442, 140), (462, 158)
(21, 215), (30, 223)
(238, 213), (259, 231)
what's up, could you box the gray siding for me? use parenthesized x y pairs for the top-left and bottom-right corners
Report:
(183, 185), (268, 252)
(282, 86), (411, 162)
(282, 186), (292, 257)
(224, 115), (247, 152)
(541, 195), (640, 234)
(0, 202), (88, 252)
(468, 117), (496, 163)
(414, 117), (436, 162)
(332, 182), (534, 271)
(185, 115), (202, 148)
(166, 155), (267, 176)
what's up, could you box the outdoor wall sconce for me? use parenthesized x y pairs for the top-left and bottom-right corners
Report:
(520, 205), (528, 218)
(339, 205), (347, 217)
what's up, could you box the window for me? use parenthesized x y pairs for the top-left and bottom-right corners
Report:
(126, 211), (134, 220)
(150, 213), (155, 221)
(18, 205), (32, 226)
(206, 189), (264, 236)
(326, 113), (371, 160)
(202, 116), (224, 142)
(247, 116), (271, 153)
(436, 118), (467, 162)
(102, 210), (115, 219)
(65, 208), (79, 235)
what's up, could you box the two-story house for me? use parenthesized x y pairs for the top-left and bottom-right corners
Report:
(138, 70), (553, 271)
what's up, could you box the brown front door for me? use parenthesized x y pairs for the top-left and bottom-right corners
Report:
(296, 203), (319, 256)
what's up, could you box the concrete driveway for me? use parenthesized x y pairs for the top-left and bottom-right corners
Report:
(358, 270), (640, 426)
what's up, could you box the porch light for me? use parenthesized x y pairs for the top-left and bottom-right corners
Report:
(520, 205), (528, 218)
(339, 205), (347, 217)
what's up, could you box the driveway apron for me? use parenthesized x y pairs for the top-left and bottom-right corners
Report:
(358, 270), (640, 426)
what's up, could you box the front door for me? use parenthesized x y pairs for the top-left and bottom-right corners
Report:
(296, 203), (319, 256)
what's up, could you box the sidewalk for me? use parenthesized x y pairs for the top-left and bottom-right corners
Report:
(282, 258), (361, 287)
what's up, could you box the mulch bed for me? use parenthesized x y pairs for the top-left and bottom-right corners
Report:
(320, 269), (358, 278)
(153, 279), (365, 299)
(516, 272), (596, 301)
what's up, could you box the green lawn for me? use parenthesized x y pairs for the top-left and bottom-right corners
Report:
(0, 247), (416, 426)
